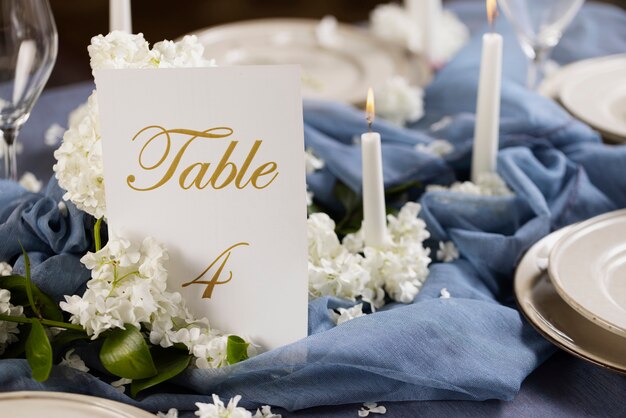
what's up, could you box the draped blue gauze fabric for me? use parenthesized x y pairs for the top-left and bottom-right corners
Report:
(0, 1), (625, 413)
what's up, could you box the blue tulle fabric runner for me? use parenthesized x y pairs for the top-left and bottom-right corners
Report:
(1, 1), (626, 414)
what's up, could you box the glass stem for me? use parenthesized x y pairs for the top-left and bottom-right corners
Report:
(528, 47), (550, 91)
(2, 126), (19, 181)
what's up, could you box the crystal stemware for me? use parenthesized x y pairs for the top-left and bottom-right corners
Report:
(499, 0), (584, 89)
(0, 0), (57, 180)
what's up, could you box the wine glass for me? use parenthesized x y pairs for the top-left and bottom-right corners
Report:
(499, 0), (584, 89)
(0, 0), (57, 180)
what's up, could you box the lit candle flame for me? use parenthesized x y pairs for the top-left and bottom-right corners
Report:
(366, 87), (375, 130)
(486, 0), (498, 27)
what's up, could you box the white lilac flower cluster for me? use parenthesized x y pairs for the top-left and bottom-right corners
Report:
(370, 3), (469, 64)
(191, 395), (280, 418)
(426, 172), (513, 196)
(308, 213), (370, 302)
(88, 31), (212, 70)
(53, 94), (104, 218)
(308, 202), (431, 310)
(376, 76), (424, 126)
(54, 32), (214, 219)
(60, 234), (252, 369)
(0, 289), (24, 355)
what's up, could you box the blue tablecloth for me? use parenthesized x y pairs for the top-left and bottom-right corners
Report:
(2, 1), (626, 417)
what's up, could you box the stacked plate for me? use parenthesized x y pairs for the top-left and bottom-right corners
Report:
(540, 54), (626, 143)
(515, 209), (626, 373)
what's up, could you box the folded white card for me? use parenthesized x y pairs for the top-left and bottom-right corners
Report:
(94, 66), (308, 349)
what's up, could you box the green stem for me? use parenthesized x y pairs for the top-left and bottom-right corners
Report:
(18, 241), (41, 320)
(113, 270), (140, 286)
(0, 313), (85, 332)
(107, 268), (139, 298)
(94, 217), (103, 252)
(40, 319), (85, 332)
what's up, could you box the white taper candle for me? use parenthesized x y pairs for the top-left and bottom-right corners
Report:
(362, 88), (388, 249)
(471, 2), (502, 182)
(109, 0), (132, 33)
(362, 132), (387, 248)
(405, 0), (442, 61)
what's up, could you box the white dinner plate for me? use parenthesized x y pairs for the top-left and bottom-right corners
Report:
(539, 54), (625, 100)
(0, 391), (155, 418)
(515, 225), (626, 374)
(559, 55), (626, 142)
(549, 209), (626, 338)
(186, 18), (423, 104)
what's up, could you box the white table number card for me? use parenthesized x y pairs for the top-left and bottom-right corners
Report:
(94, 66), (308, 349)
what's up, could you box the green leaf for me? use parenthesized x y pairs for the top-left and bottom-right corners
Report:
(334, 182), (361, 214)
(25, 319), (52, 381)
(226, 335), (249, 365)
(99, 325), (157, 379)
(333, 182), (364, 236)
(130, 347), (191, 397)
(0, 274), (63, 322)
(33, 290), (64, 322)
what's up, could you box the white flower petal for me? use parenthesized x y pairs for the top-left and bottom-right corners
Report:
(18, 172), (42, 193)
(59, 348), (89, 372)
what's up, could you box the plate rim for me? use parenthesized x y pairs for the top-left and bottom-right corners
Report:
(559, 56), (626, 141)
(515, 225), (626, 375)
(548, 209), (626, 338)
(183, 17), (423, 104)
(540, 53), (626, 99)
(0, 391), (155, 417)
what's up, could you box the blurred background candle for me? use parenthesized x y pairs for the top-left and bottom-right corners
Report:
(362, 88), (388, 249)
(471, 0), (502, 182)
(109, 0), (132, 33)
(405, 0), (442, 61)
